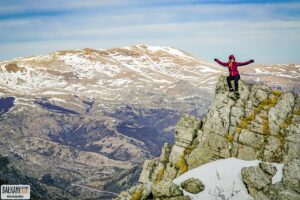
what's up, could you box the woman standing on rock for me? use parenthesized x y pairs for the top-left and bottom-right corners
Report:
(214, 55), (254, 96)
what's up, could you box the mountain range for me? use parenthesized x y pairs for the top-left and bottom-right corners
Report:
(0, 44), (299, 199)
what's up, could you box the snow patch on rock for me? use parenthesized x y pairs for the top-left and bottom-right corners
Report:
(173, 157), (283, 200)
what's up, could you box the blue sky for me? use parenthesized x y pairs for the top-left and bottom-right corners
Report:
(0, 0), (299, 64)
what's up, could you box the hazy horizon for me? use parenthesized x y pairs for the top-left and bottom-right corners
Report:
(1, 0), (300, 64)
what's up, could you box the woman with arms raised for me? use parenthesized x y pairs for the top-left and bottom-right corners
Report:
(214, 55), (254, 96)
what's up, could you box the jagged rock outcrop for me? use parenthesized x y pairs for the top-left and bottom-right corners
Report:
(115, 76), (300, 200)
(241, 159), (300, 200)
(187, 76), (299, 167)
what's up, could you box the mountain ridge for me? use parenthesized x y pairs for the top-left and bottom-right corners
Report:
(0, 44), (299, 199)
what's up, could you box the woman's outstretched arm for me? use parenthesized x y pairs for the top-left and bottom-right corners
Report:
(236, 59), (254, 66)
(214, 58), (227, 67)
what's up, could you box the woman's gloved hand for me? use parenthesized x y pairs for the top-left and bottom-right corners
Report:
(250, 59), (254, 63)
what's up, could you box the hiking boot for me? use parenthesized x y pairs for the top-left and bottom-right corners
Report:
(234, 91), (240, 96)
(229, 88), (234, 92)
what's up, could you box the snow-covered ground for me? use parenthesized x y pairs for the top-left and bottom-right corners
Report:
(173, 157), (283, 200)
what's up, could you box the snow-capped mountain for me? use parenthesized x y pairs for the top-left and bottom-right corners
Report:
(1, 44), (299, 114)
(0, 44), (220, 102)
(1, 44), (299, 96)
(0, 44), (299, 199)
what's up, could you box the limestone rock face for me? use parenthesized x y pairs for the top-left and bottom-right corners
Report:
(160, 143), (172, 163)
(283, 159), (300, 193)
(241, 159), (300, 200)
(186, 76), (300, 168)
(139, 160), (157, 184)
(115, 76), (300, 200)
(180, 178), (205, 194)
(169, 114), (201, 164)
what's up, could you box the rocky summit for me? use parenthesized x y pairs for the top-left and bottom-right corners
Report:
(116, 75), (300, 200)
(0, 45), (299, 199)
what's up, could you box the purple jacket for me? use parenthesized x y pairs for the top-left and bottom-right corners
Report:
(215, 58), (254, 76)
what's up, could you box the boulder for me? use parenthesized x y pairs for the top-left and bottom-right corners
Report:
(241, 165), (272, 190)
(151, 180), (183, 198)
(241, 160), (300, 200)
(180, 178), (205, 194)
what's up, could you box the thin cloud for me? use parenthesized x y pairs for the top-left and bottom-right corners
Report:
(0, 0), (299, 63)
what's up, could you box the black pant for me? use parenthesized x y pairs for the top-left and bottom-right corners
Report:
(227, 75), (240, 92)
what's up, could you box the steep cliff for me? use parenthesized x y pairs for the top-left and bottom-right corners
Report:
(116, 76), (300, 200)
